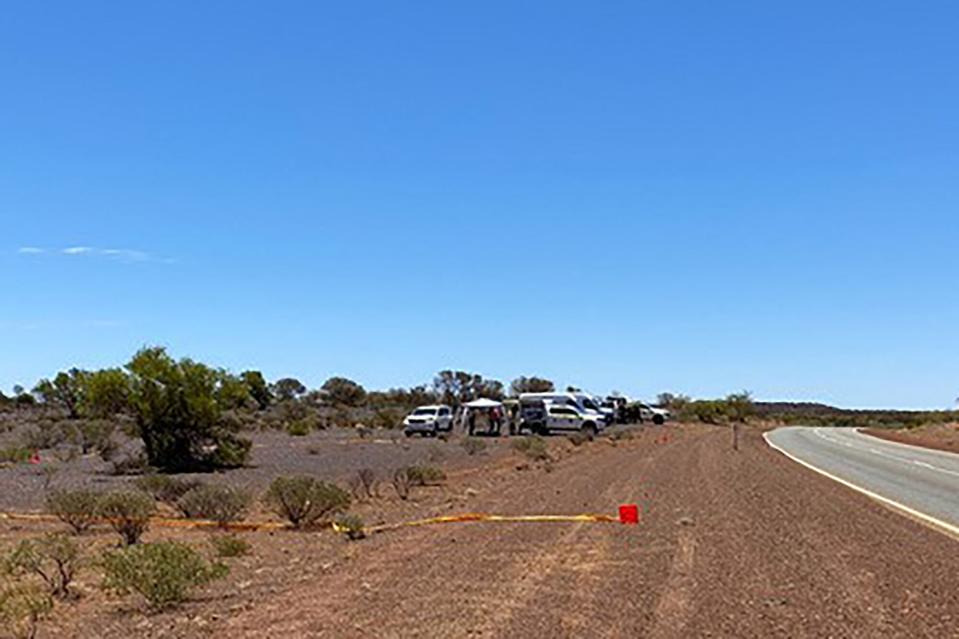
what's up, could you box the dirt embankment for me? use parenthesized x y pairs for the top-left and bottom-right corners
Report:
(864, 423), (959, 455)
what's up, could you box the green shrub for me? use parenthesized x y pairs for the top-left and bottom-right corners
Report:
(0, 447), (32, 464)
(98, 490), (155, 545)
(511, 436), (549, 461)
(176, 484), (251, 527)
(404, 465), (446, 486)
(348, 468), (377, 500)
(100, 541), (228, 610)
(286, 419), (311, 437)
(208, 534), (251, 558)
(134, 475), (203, 507)
(46, 489), (101, 535)
(5, 534), (80, 599)
(461, 438), (487, 456)
(265, 476), (350, 529)
(334, 514), (365, 540)
(0, 582), (52, 639)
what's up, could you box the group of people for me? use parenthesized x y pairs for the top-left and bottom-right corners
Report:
(456, 401), (517, 436)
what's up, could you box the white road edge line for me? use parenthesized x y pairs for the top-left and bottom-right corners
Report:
(763, 431), (959, 540)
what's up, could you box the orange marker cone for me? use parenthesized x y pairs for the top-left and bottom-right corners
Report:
(619, 504), (639, 525)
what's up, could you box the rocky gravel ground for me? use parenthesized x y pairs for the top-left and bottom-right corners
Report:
(3, 424), (959, 638)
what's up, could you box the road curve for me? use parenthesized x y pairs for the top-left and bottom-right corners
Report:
(765, 426), (959, 535)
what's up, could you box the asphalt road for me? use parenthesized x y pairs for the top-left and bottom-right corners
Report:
(766, 426), (959, 534)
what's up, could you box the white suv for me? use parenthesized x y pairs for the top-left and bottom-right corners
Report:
(542, 404), (603, 436)
(403, 405), (453, 437)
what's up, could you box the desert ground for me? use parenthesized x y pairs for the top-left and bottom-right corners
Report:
(2, 423), (958, 638)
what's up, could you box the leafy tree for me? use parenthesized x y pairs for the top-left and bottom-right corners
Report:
(33, 369), (89, 418)
(80, 368), (130, 418)
(321, 377), (366, 407)
(510, 376), (555, 396)
(725, 391), (755, 423)
(433, 371), (505, 406)
(657, 392), (691, 411)
(271, 377), (306, 402)
(125, 347), (252, 472)
(240, 371), (272, 410)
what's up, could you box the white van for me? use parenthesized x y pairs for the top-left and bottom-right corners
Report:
(519, 393), (607, 429)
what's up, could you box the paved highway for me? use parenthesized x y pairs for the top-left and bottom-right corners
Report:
(765, 427), (959, 534)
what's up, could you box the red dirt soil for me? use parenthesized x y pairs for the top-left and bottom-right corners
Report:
(864, 423), (959, 455)
(5, 425), (959, 638)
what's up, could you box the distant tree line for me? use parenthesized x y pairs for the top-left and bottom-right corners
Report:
(1, 348), (573, 472)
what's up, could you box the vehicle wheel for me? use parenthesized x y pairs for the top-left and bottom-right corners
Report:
(653, 415), (664, 425)
(582, 423), (598, 440)
(536, 423), (550, 436)
(404, 431), (413, 438)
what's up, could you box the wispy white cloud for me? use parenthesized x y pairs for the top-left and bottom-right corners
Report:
(15, 245), (169, 263)
(62, 246), (93, 255)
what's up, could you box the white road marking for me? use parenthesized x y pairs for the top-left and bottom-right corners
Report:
(764, 431), (959, 541)
(811, 429), (959, 478)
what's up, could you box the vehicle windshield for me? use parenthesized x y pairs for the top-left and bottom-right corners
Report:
(583, 398), (599, 411)
(412, 408), (437, 416)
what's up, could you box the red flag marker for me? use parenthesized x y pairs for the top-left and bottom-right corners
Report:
(619, 504), (639, 525)
(28, 451), (40, 465)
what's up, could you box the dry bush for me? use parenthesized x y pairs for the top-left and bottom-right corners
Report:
(511, 436), (549, 461)
(334, 514), (365, 540)
(101, 541), (228, 610)
(567, 432), (589, 447)
(392, 468), (412, 500)
(134, 475), (204, 508)
(208, 534), (251, 558)
(265, 476), (350, 529)
(176, 485), (251, 527)
(461, 438), (487, 456)
(46, 489), (100, 535)
(405, 465), (446, 486)
(348, 468), (377, 499)
(98, 490), (155, 545)
(0, 582), (52, 639)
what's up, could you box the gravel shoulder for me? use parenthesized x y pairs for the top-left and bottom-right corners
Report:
(219, 425), (959, 638)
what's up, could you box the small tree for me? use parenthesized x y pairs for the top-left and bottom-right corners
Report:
(6, 534), (81, 599)
(321, 377), (366, 407)
(265, 476), (350, 529)
(241, 371), (273, 410)
(271, 378), (306, 402)
(46, 489), (101, 535)
(125, 347), (252, 471)
(98, 491), (155, 545)
(79, 368), (129, 418)
(510, 376), (555, 396)
(33, 369), (89, 419)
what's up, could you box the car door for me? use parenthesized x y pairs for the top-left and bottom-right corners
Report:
(548, 405), (580, 431)
(438, 407), (451, 430)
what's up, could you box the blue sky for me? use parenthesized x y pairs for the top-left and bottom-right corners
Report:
(2, 2), (958, 409)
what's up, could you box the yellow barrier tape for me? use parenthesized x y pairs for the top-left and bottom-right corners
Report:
(334, 512), (619, 536)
